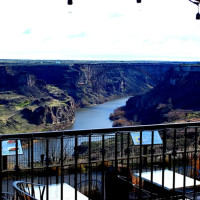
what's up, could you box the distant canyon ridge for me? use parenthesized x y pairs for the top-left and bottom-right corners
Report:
(0, 60), (199, 133)
(110, 63), (200, 126)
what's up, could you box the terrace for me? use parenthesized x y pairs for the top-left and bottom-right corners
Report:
(1, 121), (200, 200)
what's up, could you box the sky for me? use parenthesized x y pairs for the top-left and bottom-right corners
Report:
(0, 0), (200, 61)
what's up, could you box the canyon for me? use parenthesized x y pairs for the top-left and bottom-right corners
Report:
(0, 59), (199, 133)
(112, 64), (200, 126)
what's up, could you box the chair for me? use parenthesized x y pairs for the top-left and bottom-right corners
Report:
(185, 191), (200, 200)
(177, 166), (200, 179)
(176, 166), (200, 198)
(77, 180), (102, 200)
(13, 181), (45, 200)
(117, 175), (158, 200)
(2, 192), (14, 200)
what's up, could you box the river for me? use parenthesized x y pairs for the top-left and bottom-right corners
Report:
(67, 96), (130, 130)
(16, 96), (131, 165)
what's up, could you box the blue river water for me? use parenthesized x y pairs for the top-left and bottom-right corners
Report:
(67, 96), (130, 130)
(15, 96), (131, 164)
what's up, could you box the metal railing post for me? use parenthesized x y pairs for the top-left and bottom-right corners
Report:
(121, 134), (124, 165)
(162, 130), (166, 193)
(193, 127), (198, 199)
(115, 132), (118, 168)
(28, 140), (30, 168)
(150, 130), (154, 197)
(46, 139), (49, 200)
(183, 128), (187, 198)
(126, 133), (130, 182)
(139, 130), (143, 199)
(75, 136), (78, 200)
(88, 134), (91, 200)
(15, 139), (19, 180)
(172, 129), (177, 192)
(31, 137), (34, 195)
(0, 139), (2, 198)
(61, 135), (64, 200)
(101, 134), (105, 200)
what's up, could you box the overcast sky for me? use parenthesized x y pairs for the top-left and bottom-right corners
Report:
(0, 0), (200, 61)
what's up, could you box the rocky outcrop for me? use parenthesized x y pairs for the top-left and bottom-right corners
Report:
(121, 65), (200, 125)
(29, 103), (75, 126)
(0, 64), (76, 132)
(0, 67), (48, 98)
(60, 63), (157, 106)
(19, 96), (75, 130)
(14, 71), (48, 97)
(0, 66), (14, 87)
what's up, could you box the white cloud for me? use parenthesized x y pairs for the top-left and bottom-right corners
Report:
(0, 0), (200, 60)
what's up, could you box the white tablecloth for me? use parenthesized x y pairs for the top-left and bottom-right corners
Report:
(35, 183), (88, 200)
(134, 169), (200, 190)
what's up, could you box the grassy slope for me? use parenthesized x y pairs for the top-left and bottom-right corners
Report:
(0, 86), (72, 134)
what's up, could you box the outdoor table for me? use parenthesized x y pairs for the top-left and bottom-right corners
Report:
(134, 169), (200, 190)
(35, 183), (88, 200)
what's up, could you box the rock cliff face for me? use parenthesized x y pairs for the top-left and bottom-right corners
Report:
(122, 65), (200, 124)
(0, 64), (76, 133)
(29, 103), (75, 126)
(0, 66), (47, 97)
(61, 63), (156, 106)
(0, 59), (198, 133)
(1, 60), (174, 107)
(0, 66), (14, 87)
(14, 71), (48, 97)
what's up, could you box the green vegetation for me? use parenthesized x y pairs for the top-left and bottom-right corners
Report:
(185, 111), (200, 120)
(165, 110), (200, 123)
(0, 91), (25, 100)
(0, 88), (72, 134)
(46, 99), (65, 107)
(109, 108), (125, 120)
(110, 107), (134, 127)
(46, 85), (70, 100)
(15, 100), (30, 109)
(0, 114), (38, 134)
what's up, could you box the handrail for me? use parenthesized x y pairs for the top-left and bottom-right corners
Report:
(1, 121), (200, 139)
(13, 181), (45, 200)
(77, 179), (102, 191)
(1, 121), (200, 199)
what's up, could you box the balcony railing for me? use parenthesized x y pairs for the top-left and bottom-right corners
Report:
(1, 121), (200, 200)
